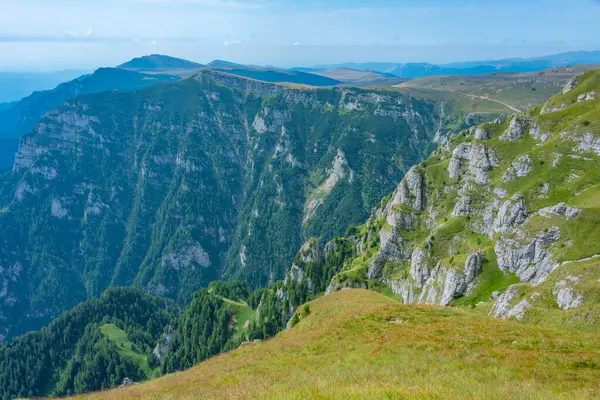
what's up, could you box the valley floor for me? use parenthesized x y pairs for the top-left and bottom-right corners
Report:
(52, 290), (600, 400)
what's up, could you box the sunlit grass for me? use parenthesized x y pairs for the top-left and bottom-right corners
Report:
(61, 290), (600, 400)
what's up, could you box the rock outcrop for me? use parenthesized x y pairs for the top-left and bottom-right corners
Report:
(500, 115), (529, 141)
(448, 143), (492, 185)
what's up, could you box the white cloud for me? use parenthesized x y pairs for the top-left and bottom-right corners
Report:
(223, 38), (242, 46)
(85, 28), (94, 37)
(292, 42), (300, 47)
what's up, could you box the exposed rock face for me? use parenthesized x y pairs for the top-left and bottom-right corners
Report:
(500, 115), (529, 141)
(577, 91), (597, 102)
(554, 287), (584, 310)
(161, 244), (211, 270)
(410, 247), (430, 288)
(119, 378), (139, 387)
(474, 126), (490, 140)
(492, 195), (528, 234)
(388, 251), (484, 306)
(538, 203), (581, 220)
(502, 155), (532, 182)
(562, 76), (579, 94)
(286, 239), (321, 291)
(574, 132), (600, 156)
(153, 330), (174, 363)
(452, 196), (472, 217)
(540, 103), (566, 115)
(0, 69), (444, 341)
(448, 143), (492, 184)
(367, 229), (410, 279)
(325, 279), (367, 295)
(386, 166), (425, 212)
(491, 285), (538, 320)
(419, 253), (484, 306)
(495, 227), (560, 284)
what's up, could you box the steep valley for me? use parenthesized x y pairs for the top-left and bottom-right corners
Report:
(278, 70), (600, 333)
(0, 69), (444, 342)
(2, 66), (600, 400)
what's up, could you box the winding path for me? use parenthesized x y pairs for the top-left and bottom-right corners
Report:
(451, 91), (522, 113)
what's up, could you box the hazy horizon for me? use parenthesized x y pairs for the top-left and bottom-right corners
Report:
(1, 0), (599, 71)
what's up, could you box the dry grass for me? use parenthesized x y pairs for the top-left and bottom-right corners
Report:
(58, 290), (600, 400)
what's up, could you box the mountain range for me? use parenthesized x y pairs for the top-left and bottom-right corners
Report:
(1, 53), (600, 399)
(310, 50), (600, 77)
(0, 68), (446, 343)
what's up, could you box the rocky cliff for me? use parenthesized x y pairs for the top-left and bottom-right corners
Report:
(0, 70), (443, 341)
(285, 70), (600, 330)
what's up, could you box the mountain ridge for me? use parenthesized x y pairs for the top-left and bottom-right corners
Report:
(0, 68), (443, 342)
(0, 68), (179, 167)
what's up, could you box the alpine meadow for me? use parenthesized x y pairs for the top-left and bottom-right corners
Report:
(1, 1), (600, 399)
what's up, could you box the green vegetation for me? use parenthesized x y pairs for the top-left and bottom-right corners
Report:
(66, 290), (600, 400)
(100, 324), (160, 379)
(0, 69), (447, 343)
(0, 287), (177, 399)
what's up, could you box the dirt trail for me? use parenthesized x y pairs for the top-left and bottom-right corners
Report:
(452, 91), (522, 113)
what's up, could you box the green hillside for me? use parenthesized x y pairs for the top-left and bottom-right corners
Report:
(399, 65), (600, 112)
(99, 324), (160, 380)
(0, 288), (177, 399)
(117, 54), (204, 72)
(63, 290), (600, 400)
(275, 69), (600, 335)
(211, 66), (341, 87)
(0, 282), (260, 399)
(0, 69), (445, 342)
(0, 68), (178, 167)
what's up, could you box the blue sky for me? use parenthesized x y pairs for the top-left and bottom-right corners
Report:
(0, 0), (599, 70)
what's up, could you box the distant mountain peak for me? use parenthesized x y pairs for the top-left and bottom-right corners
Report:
(118, 54), (204, 71)
(207, 59), (244, 68)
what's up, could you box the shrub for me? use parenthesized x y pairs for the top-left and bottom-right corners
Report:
(290, 313), (300, 328)
(303, 304), (311, 317)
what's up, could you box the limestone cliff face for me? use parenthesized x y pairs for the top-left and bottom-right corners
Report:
(0, 70), (442, 341)
(285, 70), (600, 328)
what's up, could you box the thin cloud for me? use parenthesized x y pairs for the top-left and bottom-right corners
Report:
(224, 38), (242, 46)
(135, 0), (263, 8)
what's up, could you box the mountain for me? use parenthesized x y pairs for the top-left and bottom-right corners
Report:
(0, 69), (445, 342)
(0, 281), (262, 399)
(209, 66), (341, 87)
(311, 51), (600, 79)
(312, 62), (401, 74)
(399, 64), (599, 112)
(0, 68), (179, 168)
(0, 70), (88, 103)
(118, 54), (204, 72)
(207, 60), (245, 68)
(4, 66), (600, 400)
(312, 68), (407, 87)
(442, 50), (600, 69)
(59, 289), (600, 400)
(0, 287), (177, 399)
(0, 103), (14, 112)
(276, 70), (600, 333)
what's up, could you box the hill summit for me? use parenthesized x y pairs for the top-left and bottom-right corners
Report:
(118, 54), (204, 71)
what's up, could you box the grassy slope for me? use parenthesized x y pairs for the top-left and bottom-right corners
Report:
(398, 65), (600, 111)
(99, 324), (160, 379)
(216, 296), (254, 339)
(66, 290), (600, 400)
